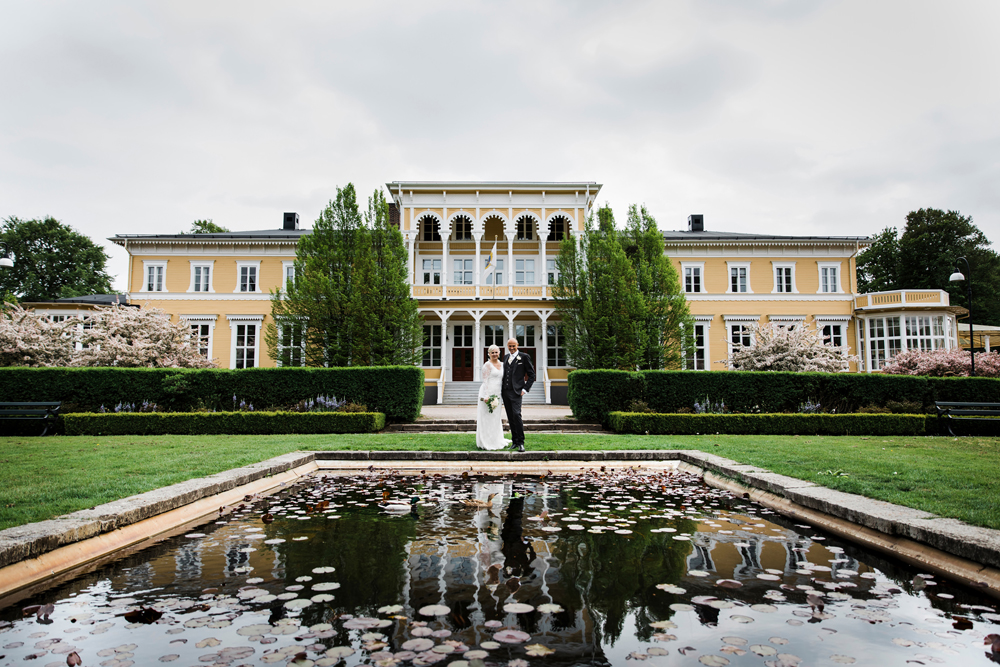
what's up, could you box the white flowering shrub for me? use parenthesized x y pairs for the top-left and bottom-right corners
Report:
(0, 302), (216, 368)
(880, 348), (1000, 377)
(75, 304), (217, 368)
(723, 323), (854, 373)
(0, 303), (76, 367)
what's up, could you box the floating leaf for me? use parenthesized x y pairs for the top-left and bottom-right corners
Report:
(647, 647), (668, 656)
(419, 605), (450, 617)
(721, 637), (747, 646)
(716, 579), (742, 589)
(378, 605), (404, 614)
(536, 603), (563, 614)
(493, 630), (531, 644)
(751, 645), (777, 656)
(503, 603), (534, 614)
(525, 644), (555, 656)
(312, 582), (341, 591)
(325, 646), (355, 659)
(698, 656), (730, 666)
(402, 639), (434, 652)
(479, 642), (500, 650)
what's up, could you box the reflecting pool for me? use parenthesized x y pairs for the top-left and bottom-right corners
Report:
(1, 468), (999, 667)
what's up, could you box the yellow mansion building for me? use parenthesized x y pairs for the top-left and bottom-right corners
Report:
(104, 181), (964, 405)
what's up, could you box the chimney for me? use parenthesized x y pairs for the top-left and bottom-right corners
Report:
(283, 212), (299, 230)
(688, 214), (704, 232)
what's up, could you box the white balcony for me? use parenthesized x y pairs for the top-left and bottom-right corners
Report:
(411, 285), (553, 299)
(854, 289), (953, 312)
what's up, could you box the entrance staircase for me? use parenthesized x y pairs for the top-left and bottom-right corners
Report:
(441, 382), (546, 405)
(384, 418), (604, 434)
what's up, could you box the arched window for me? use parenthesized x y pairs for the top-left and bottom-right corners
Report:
(452, 215), (472, 241)
(547, 216), (568, 241)
(421, 216), (441, 242)
(516, 216), (534, 240)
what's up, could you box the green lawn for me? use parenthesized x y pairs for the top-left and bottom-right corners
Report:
(0, 432), (997, 531)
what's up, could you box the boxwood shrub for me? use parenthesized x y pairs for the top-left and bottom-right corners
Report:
(0, 366), (423, 421)
(62, 411), (386, 436)
(607, 411), (930, 436)
(571, 370), (1000, 424)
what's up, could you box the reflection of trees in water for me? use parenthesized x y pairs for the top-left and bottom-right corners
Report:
(550, 518), (696, 644)
(273, 513), (417, 630)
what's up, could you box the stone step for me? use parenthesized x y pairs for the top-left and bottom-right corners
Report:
(384, 421), (604, 433)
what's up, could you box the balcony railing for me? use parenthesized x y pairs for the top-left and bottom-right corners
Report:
(413, 284), (556, 299)
(855, 289), (950, 310)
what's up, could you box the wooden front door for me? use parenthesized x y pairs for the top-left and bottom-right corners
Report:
(453, 348), (474, 381)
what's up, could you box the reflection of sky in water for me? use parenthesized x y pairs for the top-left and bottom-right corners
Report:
(0, 471), (997, 667)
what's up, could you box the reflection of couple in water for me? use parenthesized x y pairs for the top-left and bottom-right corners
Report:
(475, 483), (536, 586)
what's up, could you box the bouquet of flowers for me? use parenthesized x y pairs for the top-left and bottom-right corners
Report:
(485, 394), (501, 413)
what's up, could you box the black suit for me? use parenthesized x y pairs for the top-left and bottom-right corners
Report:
(501, 351), (535, 448)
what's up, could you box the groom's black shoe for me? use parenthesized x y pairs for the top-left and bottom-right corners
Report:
(516, 444), (525, 453)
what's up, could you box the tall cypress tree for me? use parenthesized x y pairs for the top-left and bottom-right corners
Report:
(554, 205), (647, 369)
(267, 184), (421, 367)
(349, 190), (422, 366)
(623, 204), (691, 370)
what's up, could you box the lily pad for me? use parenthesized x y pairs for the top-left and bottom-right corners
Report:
(493, 630), (531, 644)
(503, 603), (534, 614)
(419, 605), (451, 617)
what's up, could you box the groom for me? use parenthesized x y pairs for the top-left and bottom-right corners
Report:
(502, 337), (535, 453)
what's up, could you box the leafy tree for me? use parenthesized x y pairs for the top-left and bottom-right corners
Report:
(856, 226), (900, 293)
(348, 190), (422, 366)
(726, 322), (853, 372)
(267, 184), (420, 367)
(184, 219), (230, 234)
(553, 205), (647, 369)
(857, 209), (1000, 325)
(0, 217), (113, 301)
(622, 204), (692, 370)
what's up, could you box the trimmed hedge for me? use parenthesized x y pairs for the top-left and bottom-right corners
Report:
(61, 411), (386, 436)
(570, 369), (1000, 424)
(0, 366), (423, 422)
(608, 411), (930, 436)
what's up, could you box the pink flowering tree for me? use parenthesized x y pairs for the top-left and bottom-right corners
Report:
(74, 304), (217, 368)
(880, 348), (1000, 377)
(722, 323), (854, 372)
(0, 303), (76, 366)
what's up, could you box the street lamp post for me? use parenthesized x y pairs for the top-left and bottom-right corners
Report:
(949, 256), (974, 377)
(0, 242), (12, 269)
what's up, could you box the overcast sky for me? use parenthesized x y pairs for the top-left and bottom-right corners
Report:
(2, 0), (999, 291)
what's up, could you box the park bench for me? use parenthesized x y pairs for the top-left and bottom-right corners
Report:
(935, 401), (1000, 436)
(0, 402), (62, 436)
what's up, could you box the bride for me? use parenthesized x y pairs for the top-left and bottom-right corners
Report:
(476, 345), (511, 451)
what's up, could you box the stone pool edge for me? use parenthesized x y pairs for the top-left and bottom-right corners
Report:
(0, 449), (998, 601)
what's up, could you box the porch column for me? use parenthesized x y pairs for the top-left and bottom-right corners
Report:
(471, 309), (488, 381)
(474, 231), (482, 294)
(442, 219), (450, 299)
(539, 219), (547, 298)
(534, 309), (554, 404)
(502, 308), (520, 344)
(405, 231), (416, 289)
(433, 309), (455, 403)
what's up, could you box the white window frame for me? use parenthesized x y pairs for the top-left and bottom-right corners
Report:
(682, 262), (704, 294)
(281, 261), (296, 293)
(234, 261), (261, 293)
(771, 262), (797, 294)
(726, 262), (752, 294)
(546, 258), (560, 286)
(142, 260), (168, 293)
(422, 324), (442, 367)
(684, 316), (713, 370)
(453, 258), (474, 285)
(227, 315), (264, 369)
(452, 216), (473, 241)
(188, 260), (215, 293)
(276, 318), (307, 367)
(515, 258), (535, 285)
(815, 315), (851, 351)
(769, 314), (805, 331)
(181, 315), (217, 360)
(723, 315), (759, 362)
(546, 323), (568, 367)
(817, 262), (843, 294)
(422, 257), (442, 285)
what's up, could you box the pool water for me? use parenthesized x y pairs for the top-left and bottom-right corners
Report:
(1, 468), (998, 667)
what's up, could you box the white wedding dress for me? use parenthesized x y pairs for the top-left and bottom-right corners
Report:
(476, 361), (510, 451)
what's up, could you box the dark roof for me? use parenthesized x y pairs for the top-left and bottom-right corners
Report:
(111, 229), (308, 243)
(55, 294), (130, 305)
(661, 230), (870, 243)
